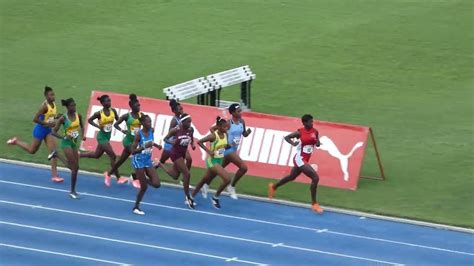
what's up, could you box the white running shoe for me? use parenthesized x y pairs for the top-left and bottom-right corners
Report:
(47, 150), (57, 161)
(227, 185), (238, 200)
(69, 192), (80, 199)
(201, 183), (209, 199)
(133, 207), (145, 215)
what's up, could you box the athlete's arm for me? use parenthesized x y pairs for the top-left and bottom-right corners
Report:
(168, 118), (178, 132)
(79, 114), (86, 141)
(198, 133), (215, 156)
(130, 133), (143, 154)
(151, 128), (162, 150)
(190, 128), (196, 150)
(112, 108), (119, 121)
(33, 103), (49, 126)
(51, 116), (65, 139)
(242, 120), (252, 137)
(163, 127), (178, 145)
(88, 111), (101, 130)
(315, 131), (320, 147)
(284, 131), (301, 147)
(114, 113), (128, 135)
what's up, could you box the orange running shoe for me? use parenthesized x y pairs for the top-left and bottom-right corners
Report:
(51, 176), (64, 183)
(103, 172), (111, 187)
(312, 203), (324, 214)
(268, 183), (276, 200)
(117, 177), (129, 184)
(132, 179), (141, 189)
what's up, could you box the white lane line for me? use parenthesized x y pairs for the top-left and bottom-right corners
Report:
(0, 200), (402, 265)
(0, 221), (265, 265)
(1, 179), (473, 257)
(0, 243), (129, 265)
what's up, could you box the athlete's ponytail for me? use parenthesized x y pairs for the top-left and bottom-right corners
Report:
(216, 116), (227, 126)
(61, 98), (75, 107)
(169, 99), (181, 112)
(97, 94), (109, 104)
(129, 94), (139, 108)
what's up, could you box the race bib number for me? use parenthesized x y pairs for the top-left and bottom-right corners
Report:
(142, 141), (153, 155)
(68, 130), (79, 139)
(302, 145), (314, 154)
(131, 127), (140, 136)
(103, 124), (113, 132)
(215, 148), (225, 158)
(233, 137), (241, 145)
(179, 138), (191, 146)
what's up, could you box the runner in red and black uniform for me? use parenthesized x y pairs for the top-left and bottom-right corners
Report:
(162, 113), (196, 209)
(268, 114), (323, 213)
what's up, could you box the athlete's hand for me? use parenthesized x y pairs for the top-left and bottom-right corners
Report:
(292, 141), (300, 147)
(191, 143), (196, 150)
(245, 128), (252, 135)
(121, 129), (127, 135)
(82, 136), (87, 141)
(145, 142), (153, 148)
(207, 150), (215, 157)
(47, 121), (56, 128)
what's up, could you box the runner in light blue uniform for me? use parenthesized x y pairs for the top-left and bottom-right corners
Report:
(130, 115), (162, 215)
(225, 118), (244, 156)
(202, 103), (252, 200)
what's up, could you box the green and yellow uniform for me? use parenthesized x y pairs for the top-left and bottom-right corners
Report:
(61, 113), (80, 149)
(206, 131), (228, 168)
(97, 109), (115, 145)
(122, 112), (142, 148)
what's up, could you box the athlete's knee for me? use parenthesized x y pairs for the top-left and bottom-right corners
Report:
(239, 163), (248, 173)
(311, 174), (319, 184)
(151, 180), (161, 188)
(110, 154), (117, 161)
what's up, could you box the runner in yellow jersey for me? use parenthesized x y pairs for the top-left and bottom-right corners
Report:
(6, 86), (65, 183)
(80, 95), (128, 186)
(192, 116), (232, 209)
(105, 94), (143, 188)
(51, 98), (85, 199)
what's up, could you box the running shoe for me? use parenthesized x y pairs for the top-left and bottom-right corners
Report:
(185, 196), (196, 210)
(47, 150), (57, 161)
(103, 172), (111, 187)
(133, 207), (145, 215)
(201, 183), (209, 199)
(51, 176), (64, 183)
(226, 185), (238, 200)
(132, 179), (141, 189)
(117, 177), (129, 184)
(311, 203), (324, 214)
(211, 196), (221, 209)
(69, 192), (80, 199)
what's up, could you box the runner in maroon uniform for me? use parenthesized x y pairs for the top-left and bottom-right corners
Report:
(162, 113), (196, 209)
(268, 114), (323, 213)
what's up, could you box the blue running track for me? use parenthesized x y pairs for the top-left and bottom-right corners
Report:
(0, 161), (473, 265)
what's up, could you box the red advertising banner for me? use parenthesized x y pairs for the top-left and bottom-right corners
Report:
(82, 91), (373, 190)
